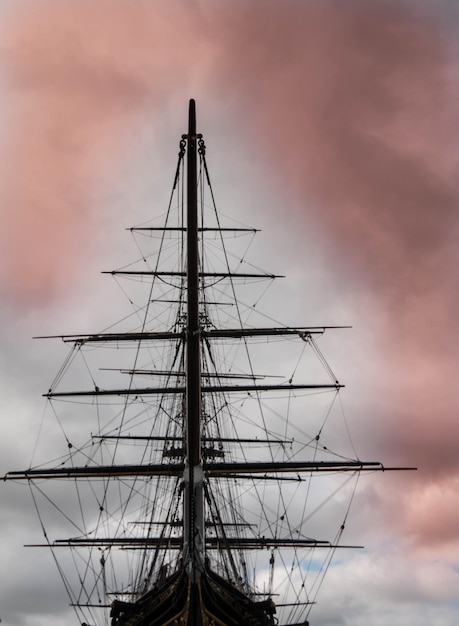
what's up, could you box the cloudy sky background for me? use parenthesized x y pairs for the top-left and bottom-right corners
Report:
(0, 1), (458, 624)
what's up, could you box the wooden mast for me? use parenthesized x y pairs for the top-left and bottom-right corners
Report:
(184, 99), (204, 592)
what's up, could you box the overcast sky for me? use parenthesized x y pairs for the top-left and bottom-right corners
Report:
(1, 1), (458, 625)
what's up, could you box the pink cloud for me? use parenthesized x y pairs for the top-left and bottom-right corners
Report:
(1, 0), (458, 552)
(0, 0), (207, 302)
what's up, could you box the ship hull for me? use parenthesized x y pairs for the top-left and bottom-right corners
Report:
(111, 568), (275, 626)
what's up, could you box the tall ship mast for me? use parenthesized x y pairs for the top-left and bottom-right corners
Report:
(5, 101), (413, 626)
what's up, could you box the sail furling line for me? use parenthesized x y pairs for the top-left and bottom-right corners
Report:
(183, 98), (205, 584)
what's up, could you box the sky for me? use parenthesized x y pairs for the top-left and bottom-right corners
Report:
(0, 1), (458, 624)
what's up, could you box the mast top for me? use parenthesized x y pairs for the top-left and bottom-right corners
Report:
(188, 99), (196, 135)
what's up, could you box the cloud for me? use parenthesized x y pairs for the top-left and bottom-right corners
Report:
(2, 0), (458, 312)
(0, 0), (209, 303)
(202, 0), (459, 554)
(316, 544), (459, 625)
(1, 1), (458, 625)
